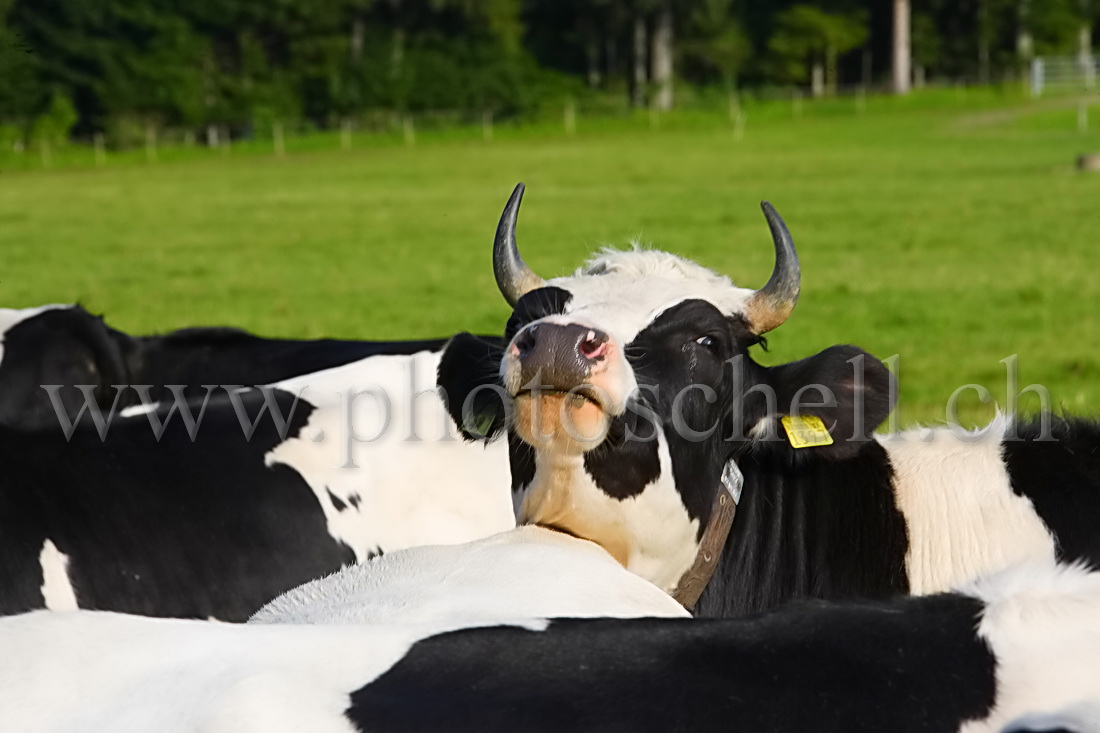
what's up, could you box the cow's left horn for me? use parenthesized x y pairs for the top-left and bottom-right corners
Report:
(493, 183), (546, 306)
(745, 202), (800, 334)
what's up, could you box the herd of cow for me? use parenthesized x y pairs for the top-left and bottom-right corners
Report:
(2, 183), (1100, 731)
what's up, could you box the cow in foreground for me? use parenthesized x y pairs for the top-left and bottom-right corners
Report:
(0, 351), (512, 620)
(438, 183), (1100, 616)
(0, 303), (482, 429)
(2, 560), (1100, 731)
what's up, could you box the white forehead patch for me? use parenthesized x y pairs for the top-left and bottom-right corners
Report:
(543, 249), (754, 345)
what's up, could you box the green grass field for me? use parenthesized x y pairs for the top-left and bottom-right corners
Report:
(1, 88), (1098, 426)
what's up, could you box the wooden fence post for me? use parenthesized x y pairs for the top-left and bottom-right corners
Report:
(482, 109), (494, 142)
(341, 118), (352, 151)
(145, 124), (157, 163)
(273, 121), (285, 157)
(93, 133), (106, 166)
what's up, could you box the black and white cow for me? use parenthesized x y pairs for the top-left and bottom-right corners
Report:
(0, 303), (477, 429)
(3, 559), (1100, 731)
(0, 351), (512, 621)
(438, 183), (1100, 617)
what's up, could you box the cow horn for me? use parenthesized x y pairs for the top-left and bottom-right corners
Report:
(745, 202), (801, 335)
(494, 183), (546, 306)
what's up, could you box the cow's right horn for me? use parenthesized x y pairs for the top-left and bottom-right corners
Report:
(494, 183), (546, 306)
(744, 202), (801, 335)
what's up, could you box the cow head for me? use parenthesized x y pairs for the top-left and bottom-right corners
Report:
(0, 305), (137, 429)
(439, 184), (895, 593)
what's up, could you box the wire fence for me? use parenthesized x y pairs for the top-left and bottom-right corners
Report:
(1031, 55), (1098, 97)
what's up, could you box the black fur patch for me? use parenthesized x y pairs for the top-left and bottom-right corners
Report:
(135, 330), (474, 394)
(582, 433), (662, 500)
(696, 439), (909, 618)
(347, 594), (996, 733)
(327, 488), (348, 512)
(504, 287), (573, 342)
(1002, 416), (1100, 566)
(0, 306), (134, 430)
(507, 435), (537, 493)
(0, 389), (355, 620)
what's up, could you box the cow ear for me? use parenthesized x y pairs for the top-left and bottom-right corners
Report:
(67, 307), (134, 407)
(755, 345), (895, 460)
(437, 333), (508, 442)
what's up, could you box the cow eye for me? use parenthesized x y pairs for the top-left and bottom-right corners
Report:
(695, 335), (718, 351)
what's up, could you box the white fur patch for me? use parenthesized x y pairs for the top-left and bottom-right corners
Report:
(119, 402), (159, 418)
(0, 525), (684, 731)
(38, 539), (78, 611)
(546, 248), (754, 350)
(1000, 700), (1100, 733)
(264, 351), (514, 561)
(0, 304), (71, 367)
(250, 525), (688, 626)
(877, 414), (1057, 595)
(0, 611), (455, 732)
(958, 561), (1100, 732)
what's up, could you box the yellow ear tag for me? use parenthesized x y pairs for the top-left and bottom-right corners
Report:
(780, 415), (834, 449)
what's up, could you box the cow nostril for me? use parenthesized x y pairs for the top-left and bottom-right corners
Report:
(578, 329), (609, 360)
(515, 326), (538, 358)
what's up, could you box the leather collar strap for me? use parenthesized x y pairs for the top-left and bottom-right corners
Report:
(671, 460), (743, 611)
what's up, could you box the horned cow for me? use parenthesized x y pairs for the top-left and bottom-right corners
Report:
(439, 183), (1100, 616)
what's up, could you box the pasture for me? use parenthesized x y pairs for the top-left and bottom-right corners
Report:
(1, 88), (1098, 425)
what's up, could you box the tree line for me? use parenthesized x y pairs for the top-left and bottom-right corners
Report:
(0, 0), (1095, 145)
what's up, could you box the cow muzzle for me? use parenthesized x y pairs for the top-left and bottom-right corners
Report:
(505, 323), (617, 450)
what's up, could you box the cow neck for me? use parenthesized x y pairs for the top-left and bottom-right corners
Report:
(522, 454), (743, 613)
(695, 444), (910, 618)
(670, 460), (742, 610)
(518, 453), (634, 568)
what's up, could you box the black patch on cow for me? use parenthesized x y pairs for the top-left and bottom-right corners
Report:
(347, 593), (996, 733)
(134, 329), (479, 397)
(582, 435), (662, 500)
(0, 388), (356, 620)
(0, 306), (136, 430)
(504, 287), (573, 342)
(437, 333), (508, 441)
(327, 488), (348, 511)
(696, 437), (909, 618)
(1002, 416), (1100, 567)
(347, 493), (362, 510)
(508, 434), (537, 493)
